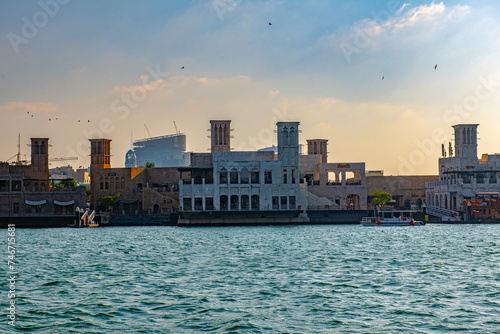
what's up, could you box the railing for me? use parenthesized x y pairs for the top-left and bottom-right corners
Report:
(425, 205), (461, 219)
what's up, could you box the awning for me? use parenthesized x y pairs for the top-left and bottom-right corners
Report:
(25, 199), (47, 206)
(54, 200), (75, 206)
(462, 190), (475, 198)
(119, 199), (138, 204)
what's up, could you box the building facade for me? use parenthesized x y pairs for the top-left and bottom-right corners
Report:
(179, 122), (308, 222)
(0, 138), (86, 224)
(367, 175), (438, 209)
(426, 124), (500, 211)
(133, 133), (189, 167)
(89, 139), (181, 214)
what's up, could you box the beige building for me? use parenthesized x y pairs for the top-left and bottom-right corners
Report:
(299, 140), (368, 210)
(50, 165), (90, 184)
(89, 139), (181, 214)
(367, 175), (438, 209)
(0, 138), (86, 222)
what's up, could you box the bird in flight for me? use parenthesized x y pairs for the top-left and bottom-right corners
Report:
(78, 120), (80, 122)
(269, 22), (272, 25)
(382, 76), (384, 80)
(88, 120), (90, 123)
(181, 66), (184, 69)
(434, 64), (437, 70)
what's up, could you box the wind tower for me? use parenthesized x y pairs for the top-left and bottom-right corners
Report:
(210, 120), (231, 152)
(452, 124), (479, 167)
(307, 139), (328, 163)
(89, 139), (111, 206)
(26, 138), (49, 179)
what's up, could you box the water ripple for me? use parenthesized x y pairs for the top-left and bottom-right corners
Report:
(1, 224), (499, 333)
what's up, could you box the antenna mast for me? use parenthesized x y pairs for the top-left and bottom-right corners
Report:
(17, 133), (21, 163)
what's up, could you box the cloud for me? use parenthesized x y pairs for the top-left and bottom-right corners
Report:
(336, 2), (470, 53)
(0, 101), (58, 113)
(269, 90), (280, 97)
(113, 78), (167, 94)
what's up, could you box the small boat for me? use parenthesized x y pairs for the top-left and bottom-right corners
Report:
(361, 210), (425, 226)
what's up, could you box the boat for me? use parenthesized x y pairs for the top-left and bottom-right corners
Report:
(463, 192), (500, 223)
(361, 209), (425, 226)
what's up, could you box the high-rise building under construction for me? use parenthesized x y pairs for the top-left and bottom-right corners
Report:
(132, 133), (189, 167)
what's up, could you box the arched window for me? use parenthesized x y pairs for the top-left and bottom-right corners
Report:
(121, 177), (125, 189)
(230, 195), (239, 210)
(251, 195), (259, 210)
(230, 168), (238, 184)
(100, 177), (104, 190)
(220, 195), (228, 211)
(241, 195), (249, 210)
(219, 168), (228, 184)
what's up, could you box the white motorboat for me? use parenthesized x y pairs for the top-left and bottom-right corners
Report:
(361, 210), (425, 226)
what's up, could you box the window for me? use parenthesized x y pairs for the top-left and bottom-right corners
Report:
(283, 169), (288, 184)
(272, 196), (279, 210)
(240, 168), (249, 184)
(0, 180), (9, 192)
(12, 181), (21, 192)
(251, 170), (260, 184)
(183, 198), (192, 211)
(230, 195), (239, 210)
(281, 196), (288, 210)
(289, 196), (296, 210)
(205, 198), (214, 211)
(220, 168), (228, 184)
(13, 202), (19, 214)
(291, 169), (296, 184)
(251, 195), (259, 210)
(241, 195), (249, 210)
(220, 195), (228, 211)
(265, 170), (272, 184)
(230, 169), (239, 184)
(194, 198), (203, 210)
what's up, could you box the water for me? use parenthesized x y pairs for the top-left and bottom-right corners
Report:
(1, 224), (499, 333)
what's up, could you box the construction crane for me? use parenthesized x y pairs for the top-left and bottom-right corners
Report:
(173, 121), (179, 134)
(49, 157), (78, 162)
(5, 133), (27, 163)
(144, 124), (151, 138)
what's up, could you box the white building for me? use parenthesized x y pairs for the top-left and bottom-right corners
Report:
(178, 121), (308, 224)
(426, 124), (500, 212)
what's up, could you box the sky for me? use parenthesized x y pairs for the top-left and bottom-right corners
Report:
(1, 0), (500, 175)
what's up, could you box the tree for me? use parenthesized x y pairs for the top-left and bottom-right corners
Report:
(371, 190), (392, 207)
(100, 193), (120, 212)
(85, 186), (91, 202)
(51, 178), (78, 188)
(145, 161), (155, 168)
